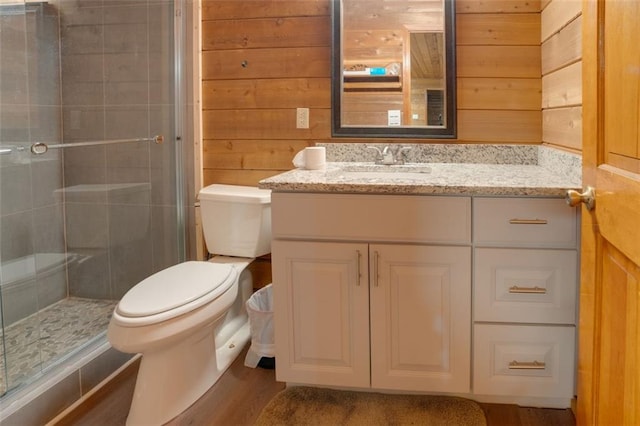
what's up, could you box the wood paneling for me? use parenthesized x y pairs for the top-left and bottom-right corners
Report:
(202, 1), (329, 20)
(454, 4), (542, 146)
(201, 0), (331, 187)
(203, 169), (282, 187)
(203, 140), (312, 170)
(342, 92), (404, 126)
(201, 0), (546, 188)
(455, 0), (541, 14)
(541, 1), (582, 152)
(456, 14), (540, 46)
(202, 78), (331, 110)
(203, 109), (331, 140)
(247, 256), (273, 290)
(542, 107), (582, 150)
(343, 29), (404, 67)
(541, 0), (581, 42)
(201, 47), (331, 80)
(457, 46), (541, 78)
(458, 110), (542, 143)
(541, 15), (582, 75)
(458, 78), (541, 111)
(343, 1), (443, 31)
(202, 17), (330, 51)
(542, 61), (582, 108)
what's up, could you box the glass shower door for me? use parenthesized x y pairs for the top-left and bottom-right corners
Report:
(0, 0), (63, 396)
(0, 0), (183, 397)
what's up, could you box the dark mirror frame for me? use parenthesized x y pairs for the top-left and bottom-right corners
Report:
(331, 0), (457, 139)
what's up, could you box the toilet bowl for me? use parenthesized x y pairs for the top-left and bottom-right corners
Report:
(107, 184), (271, 426)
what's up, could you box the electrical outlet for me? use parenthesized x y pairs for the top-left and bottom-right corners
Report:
(296, 108), (309, 129)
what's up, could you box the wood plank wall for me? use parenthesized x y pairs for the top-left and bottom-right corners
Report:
(201, 1), (330, 186)
(201, 0), (545, 187)
(540, 0), (582, 153)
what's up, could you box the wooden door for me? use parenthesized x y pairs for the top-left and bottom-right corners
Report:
(271, 240), (370, 388)
(578, 1), (640, 424)
(369, 244), (471, 393)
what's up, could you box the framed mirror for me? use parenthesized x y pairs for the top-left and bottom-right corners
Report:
(332, 0), (456, 138)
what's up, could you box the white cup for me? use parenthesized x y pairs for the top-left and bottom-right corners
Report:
(303, 147), (326, 170)
(293, 146), (326, 170)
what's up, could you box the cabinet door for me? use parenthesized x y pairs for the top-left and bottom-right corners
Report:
(272, 240), (370, 387)
(370, 244), (471, 393)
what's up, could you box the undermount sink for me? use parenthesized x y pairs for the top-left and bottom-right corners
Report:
(330, 163), (432, 180)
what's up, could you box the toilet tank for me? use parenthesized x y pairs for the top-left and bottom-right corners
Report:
(198, 184), (272, 258)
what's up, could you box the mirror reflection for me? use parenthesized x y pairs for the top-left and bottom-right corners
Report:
(332, 0), (456, 138)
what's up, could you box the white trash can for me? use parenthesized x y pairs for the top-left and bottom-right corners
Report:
(244, 283), (275, 368)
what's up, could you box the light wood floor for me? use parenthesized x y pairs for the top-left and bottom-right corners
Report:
(55, 344), (575, 426)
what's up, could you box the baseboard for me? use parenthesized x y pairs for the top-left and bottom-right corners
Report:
(46, 354), (141, 425)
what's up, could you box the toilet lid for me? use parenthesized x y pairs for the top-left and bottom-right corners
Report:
(115, 261), (236, 320)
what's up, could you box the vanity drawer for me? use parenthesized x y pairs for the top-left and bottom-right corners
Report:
(474, 198), (577, 248)
(473, 324), (575, 399)
(272, 192), (471, 244)
(474, 248), (577, 324)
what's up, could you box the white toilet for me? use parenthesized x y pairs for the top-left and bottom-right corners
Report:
(107, 184), (271, 426)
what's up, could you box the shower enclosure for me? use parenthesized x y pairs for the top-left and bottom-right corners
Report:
(0, 0), (187, 405)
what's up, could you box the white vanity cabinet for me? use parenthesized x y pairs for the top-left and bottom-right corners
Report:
(270, 192), (579, 407)
(271, 193), (472, 393)
(472, 197), (579, 405)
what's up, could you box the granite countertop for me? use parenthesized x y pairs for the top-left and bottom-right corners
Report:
(258, 144), (582, 197)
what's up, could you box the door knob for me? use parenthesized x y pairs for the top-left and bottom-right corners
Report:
(566, 186), (595, 211)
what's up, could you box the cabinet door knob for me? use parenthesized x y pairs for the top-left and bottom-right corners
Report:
(566, 186), (595, 211)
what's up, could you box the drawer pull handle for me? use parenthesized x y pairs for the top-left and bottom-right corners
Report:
(509, 218), (548, 225)
(509, 360), (546, 370)
(356, 250), (362, 286)
(508, 285), (547, 294)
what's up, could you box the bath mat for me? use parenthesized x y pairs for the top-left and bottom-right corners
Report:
(255, 386), (487, 425)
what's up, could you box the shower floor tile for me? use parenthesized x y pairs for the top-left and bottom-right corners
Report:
(0, 297), (117, 394)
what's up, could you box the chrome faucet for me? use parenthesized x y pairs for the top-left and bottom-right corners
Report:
(366, 145), (393, 165)
(381, 145), (394, 164)
(366, 145), (412, 165)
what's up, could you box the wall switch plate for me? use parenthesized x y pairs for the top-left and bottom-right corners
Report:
(296, 108), (309, 129)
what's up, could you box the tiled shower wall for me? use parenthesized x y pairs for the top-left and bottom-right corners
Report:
(58, 0), (179, 300)
(0, 3), (67, 326)
(1, 0), (179, 321)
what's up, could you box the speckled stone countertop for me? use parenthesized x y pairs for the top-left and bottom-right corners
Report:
(259, 144), (581, 197)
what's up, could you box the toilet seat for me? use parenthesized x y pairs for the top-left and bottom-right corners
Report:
(113, 261), (237, 327)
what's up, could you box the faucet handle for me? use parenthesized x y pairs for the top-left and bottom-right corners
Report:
(366, 145), (383, 160)
(394, 146), (412, 164)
